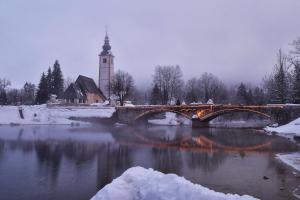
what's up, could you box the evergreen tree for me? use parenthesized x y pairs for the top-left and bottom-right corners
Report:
(293, 63), (300, 103)
(0, 89), (7, 105)
(150, 84), (161, 105)
(253, 87), (265, 105)
(35, 73), (48, 104)
(236, 83), (247, 104)
(246, 88), (253, 105)
(273, 50), (288, 103)
(46, 67), (53, 96)
(52, 60), (64, 98)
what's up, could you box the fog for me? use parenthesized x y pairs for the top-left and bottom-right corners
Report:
(1, 0), (300, 88)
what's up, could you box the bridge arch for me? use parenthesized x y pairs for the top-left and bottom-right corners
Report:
(134, 109), (192, 122)
(199, 108), (271, 122)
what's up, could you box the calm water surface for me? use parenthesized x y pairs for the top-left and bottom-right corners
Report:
(0, 125), (299, 200)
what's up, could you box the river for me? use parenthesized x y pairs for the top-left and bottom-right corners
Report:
(0, 125), (299, 200)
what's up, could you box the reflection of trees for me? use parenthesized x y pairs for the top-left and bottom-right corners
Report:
(63, 142), (97, 165)
(96, 144), (133, 190)
(0, 139), (4, 160)
(35, 141), (63, 185)
(184, 150), (227, 173)
(151, 148), (183, 174)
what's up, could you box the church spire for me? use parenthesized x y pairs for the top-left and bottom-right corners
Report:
(101, 31), (112, 56)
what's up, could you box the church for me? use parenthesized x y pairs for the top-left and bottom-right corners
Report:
(62, 33), (114, 104)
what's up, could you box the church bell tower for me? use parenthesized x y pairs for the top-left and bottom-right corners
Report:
(99, 33), (114, 99)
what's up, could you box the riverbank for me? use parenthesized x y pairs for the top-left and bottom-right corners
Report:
(0, 105), (115, 125)
(265, 117), (300, 140)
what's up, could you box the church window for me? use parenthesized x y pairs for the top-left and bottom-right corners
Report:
(111, 58), (113, 64)
(103, 58), (107, 63)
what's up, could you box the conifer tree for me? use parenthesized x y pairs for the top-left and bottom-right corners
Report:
(35, 73), (48, 104)
(236, 83), (247, 104)
(46, 67), (53, 96)
(246, 88), (253, 105)
(253, 87), (265, 105)
(52, 60), (64, 98)
(0, 89), (7, 105)
(150, 84), (161, 105)
(273, 50), (288, 103)
(293, 63), (300, 103)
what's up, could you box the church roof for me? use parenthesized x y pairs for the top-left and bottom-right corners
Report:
(75, 75), (106, 99)
(62, 83), (85, 100)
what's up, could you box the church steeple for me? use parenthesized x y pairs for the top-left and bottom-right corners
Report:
(99, 31), (114, 100)
(101, 33), (112, 56)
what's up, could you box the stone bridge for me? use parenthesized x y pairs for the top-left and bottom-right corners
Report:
(115, 104), (300, 127)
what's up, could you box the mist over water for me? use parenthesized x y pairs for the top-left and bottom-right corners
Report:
(0, 125), (298, 200)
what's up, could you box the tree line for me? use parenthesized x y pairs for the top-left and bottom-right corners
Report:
(1, 37), (300, 106)
(0, 60), (64, 105)
(123, 37), (300, 105)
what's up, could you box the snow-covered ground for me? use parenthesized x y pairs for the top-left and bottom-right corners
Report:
(276, 152), (300, 172)
(0, 105), (115, 125)
(264, 117), (300, 140)
(148, 112), (191, 126)
(91, 167), (258, 200)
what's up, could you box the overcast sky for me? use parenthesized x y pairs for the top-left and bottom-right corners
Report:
(1, 0), (300, 88)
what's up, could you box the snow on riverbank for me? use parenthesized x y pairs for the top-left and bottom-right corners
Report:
(0, 105), (115, 125)
(148, 112), (191, 126)
(91, 167), (258, 200)
(276, 152), (300, 172)
(264, 117), (300, 140)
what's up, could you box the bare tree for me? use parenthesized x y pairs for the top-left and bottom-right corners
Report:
(153, 65), (183, 104)
(21, 82), (36, 105)
(111, 70), (134, 106)
(185, 77), (199, 103)
(0, 78), (11, 90)
(64, 77), (75, 90)
(198, 72), (227, 103)
(0, 78), (11, 105)
(289, 38), (300, 103)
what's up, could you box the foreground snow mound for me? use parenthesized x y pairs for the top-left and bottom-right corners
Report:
(277, 152), (300, 172)
(264, 117), (300, 139)
(91, 167), (258, 200)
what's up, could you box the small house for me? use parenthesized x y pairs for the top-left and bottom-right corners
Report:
(63, 75), (106, 104)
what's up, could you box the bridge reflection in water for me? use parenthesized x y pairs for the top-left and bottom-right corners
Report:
(113, 126), (298, 153)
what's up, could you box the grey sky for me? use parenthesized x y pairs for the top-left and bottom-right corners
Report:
(1, 0), (300, 88)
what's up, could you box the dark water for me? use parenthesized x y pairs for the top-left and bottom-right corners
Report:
(0, 125), (299, 200)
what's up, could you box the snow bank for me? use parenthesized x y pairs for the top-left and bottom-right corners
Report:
(264, 117), (300, 140)
(276, 152), (300, 172)
(148, 112), (191, 126)
(91, 167), (258, 200)
(0, 105), (115, 125)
